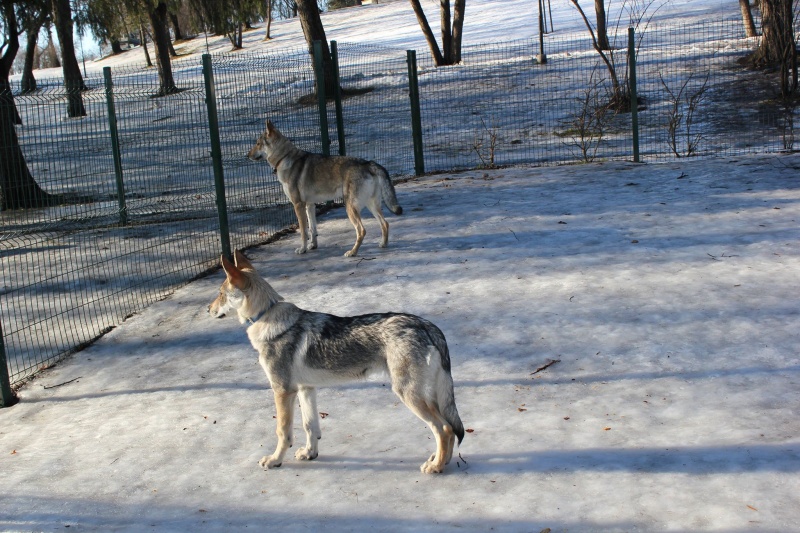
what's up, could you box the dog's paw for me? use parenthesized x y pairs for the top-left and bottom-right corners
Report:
(295, 447), (318, 461)
(309, 241), (318, 250)
(343, 249), (357, 257)
(259, 455), (282, 469)
(420, 457), (444, 474)
(378, 242), (388, 248)
(295, 246), (307, 255)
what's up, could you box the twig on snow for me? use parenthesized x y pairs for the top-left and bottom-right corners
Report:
(531, 359), (561, 375)
(43, 377), (82, 389)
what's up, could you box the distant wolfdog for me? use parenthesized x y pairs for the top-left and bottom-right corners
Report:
(208, 250), (464, 473)
(248, 120), (403, 257)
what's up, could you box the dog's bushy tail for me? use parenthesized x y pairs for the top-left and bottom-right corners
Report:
(371, 162), (403, 215)
(428, 326), (465, 445)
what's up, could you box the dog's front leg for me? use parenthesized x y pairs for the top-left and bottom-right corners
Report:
(259, 389), (297, 469)
(292, 202), (309, 254)
(305, 204), (318, 250)
(295, 386), (321, 460)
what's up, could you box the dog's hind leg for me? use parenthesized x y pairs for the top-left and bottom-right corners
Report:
(366, 197), (389, 248)
(259, 389), (297, 469)
(344, 201), (365, 257)
(292, 202), (310, 254)
(305, 204), (319, 250)
(395, 391), (453, 474)
(295, 386), (321, 460)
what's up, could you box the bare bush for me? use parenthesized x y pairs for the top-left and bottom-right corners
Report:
(660, 72), (710, 157)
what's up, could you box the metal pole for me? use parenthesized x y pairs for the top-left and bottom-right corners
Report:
(331, 41), (346, 156)
(103, 67), (128, 226)
(202, 54), (232, 260)
(406, 50), (424, 176)
(312, 41), (330, 156)
(0, 321), (18, 408)
(628, 27), (640, 162)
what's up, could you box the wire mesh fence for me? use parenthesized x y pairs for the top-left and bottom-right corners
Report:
(2, 17), (796, 402)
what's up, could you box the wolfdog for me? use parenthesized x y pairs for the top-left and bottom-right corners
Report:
(247, 120), (403, 257)
(208, 250), (464, 473)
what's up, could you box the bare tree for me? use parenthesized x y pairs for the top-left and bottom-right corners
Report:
(569, 0), (623, 106)
(569, 0), (661, 110)
(408, 0), (465, 66)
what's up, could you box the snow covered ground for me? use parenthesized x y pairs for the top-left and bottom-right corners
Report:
(2, 152), (799, 531)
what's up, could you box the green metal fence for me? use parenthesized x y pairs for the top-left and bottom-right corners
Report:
(1, 18), (796, 406)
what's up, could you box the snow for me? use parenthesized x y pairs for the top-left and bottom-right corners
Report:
(3, 153), (799, 531)
(3, 0), (800, 531)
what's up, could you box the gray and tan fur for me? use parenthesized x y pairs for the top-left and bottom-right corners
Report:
(248, 120), (403, 257)
(208, 250), (464, 473)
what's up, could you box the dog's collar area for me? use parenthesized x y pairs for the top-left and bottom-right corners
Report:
(246, 310), (267, 325)
(270, 154), (288, 174)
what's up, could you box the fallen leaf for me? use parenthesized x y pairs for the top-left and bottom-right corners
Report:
(518, 407), (527, 412)
(631, 240), (639, 243)
(465, 428), (475, 433)
(319, 412), (329, 419)
(747, 505), (758, 511)
(604, 427), (612, 431)
(10, 449), (16, 455)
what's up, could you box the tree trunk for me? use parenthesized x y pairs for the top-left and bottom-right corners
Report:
(296, 0), (336, 95)
(739, 0), (757, 37)
(0, 3), (59, 210)
(751, 0), (797, 97)
(52, 0), (86, 117)
(110, 39), (124, 54)
(148, 2), (178, 95)
(595, 0), (610, 50)
(141, 25), (153, 67)
(169, 12), (184, 40)
(440, 0), (452, 64)
(451, 0), (465, 64)
(408, 0), (445, 66)
(21, 27), (40, 94)
(264, 0), (273, 40)
(45, 28), (60, 68)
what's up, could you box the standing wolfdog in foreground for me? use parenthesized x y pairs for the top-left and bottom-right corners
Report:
(248, 120), (403, 257)
(208, 250), (465, 473)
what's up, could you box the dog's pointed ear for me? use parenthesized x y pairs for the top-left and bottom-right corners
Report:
(221, 254), (248, 289)
(234, 249), (254, 271)
(266, 120), (276, 137)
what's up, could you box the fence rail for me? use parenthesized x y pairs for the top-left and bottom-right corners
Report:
(1, 17), (796, 405)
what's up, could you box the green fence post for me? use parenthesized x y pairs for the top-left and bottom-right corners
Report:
(103, 67), (128, 226)
(202, 54), (232, 261)
(313, 40), (331, 156)
(406, 50), (424, 176)
(628, 27), (640, 163)
(0, 321), (19, 408)
(331, 41), (346, 156)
